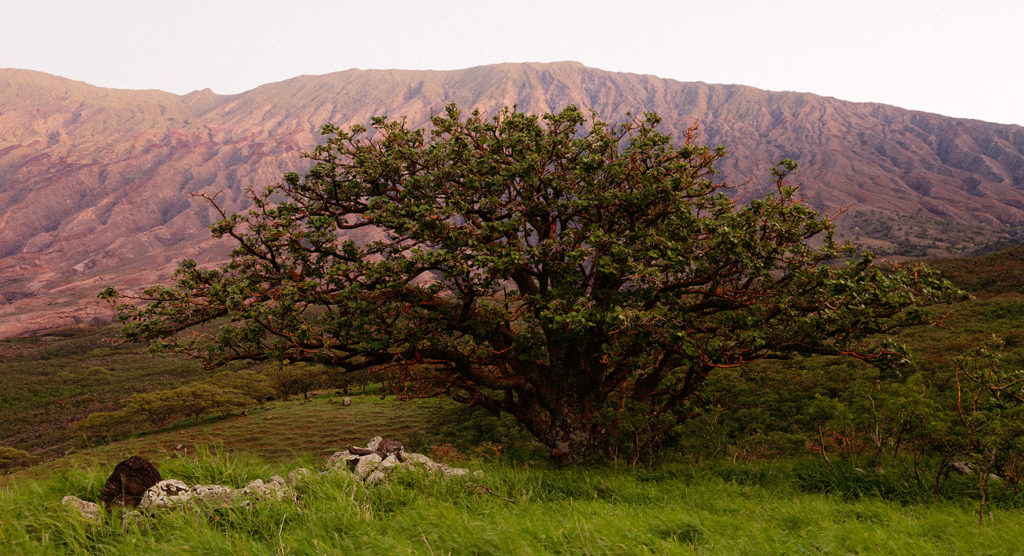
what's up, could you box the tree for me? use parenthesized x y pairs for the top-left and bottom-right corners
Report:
(102, 104), (963, 461)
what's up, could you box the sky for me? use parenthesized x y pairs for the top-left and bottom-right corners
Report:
(3, 0), (1023, 125)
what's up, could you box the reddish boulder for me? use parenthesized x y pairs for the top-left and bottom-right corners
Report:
(99, 455), (162, 508)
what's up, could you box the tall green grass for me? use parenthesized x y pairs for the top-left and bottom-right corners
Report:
(3, 452), (1024, 554)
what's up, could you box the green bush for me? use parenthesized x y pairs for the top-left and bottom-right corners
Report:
(0, 445), (38, 473)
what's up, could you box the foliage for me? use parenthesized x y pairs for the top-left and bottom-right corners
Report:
(951, 338), (1024, 523)
(102, 104), (964, 461)
(0, 325), (214, 457)
(0, 446), (38, 474)
(205, 369), (276, 403)
(267, 362), (328, 400)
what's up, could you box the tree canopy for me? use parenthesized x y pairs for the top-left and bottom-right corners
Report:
(103, 104), (964, 461)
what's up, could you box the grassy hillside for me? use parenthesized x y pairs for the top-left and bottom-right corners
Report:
(3, 246), (1024, 552)
(3, 433), (1024, 554)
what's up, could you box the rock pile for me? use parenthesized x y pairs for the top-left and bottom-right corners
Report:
(325, 436), (474, 484)
(62, 437), (477, 523)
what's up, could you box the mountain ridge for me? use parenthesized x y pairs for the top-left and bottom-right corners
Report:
(1, 61), (1023, 338)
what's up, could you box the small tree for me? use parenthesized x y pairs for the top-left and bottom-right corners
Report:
(268, 362), (326, 400)
(952, 339), (1024, 525)
(103, 105), (963, 461)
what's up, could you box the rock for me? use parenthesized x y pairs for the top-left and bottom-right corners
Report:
(287, 468), (311, 484)
(951, 461), (974, 475)
(353, 453), (383, 479)
(242, 476), (295, 502)
(326, 450), (361, 472)
(62, 495), (101, 523)
(342, 397), (351, 406)
(99, 455), (162, 508)
(189, 484), (237, 507)
(365, 470), (388, 484)
(120, 509), (144, 530)
(138, 479), (190, 510)
(366, 436), (384, 451)
(378, 438), (404, 456)
(442, 466), (470, 477)
(473, 470), (485, 477)
(402, 452), (440, 471)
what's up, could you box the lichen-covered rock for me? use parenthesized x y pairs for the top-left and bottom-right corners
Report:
(402, 452), (440, 471)
(242, 477), (295, 502)
(326, 450), (361, 472)
(139, 479), (190, 510)
(365, 470), (389, 484)
(365, 436), (384, 451)
(287, 467), (311, 484)
(442, 466), (470, 477)
(62, 495), (101, 523)
(353, 453), (383, 479)
(189, 484), (237, 506)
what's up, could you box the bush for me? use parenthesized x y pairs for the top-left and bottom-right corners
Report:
(0, 446), (38, 473)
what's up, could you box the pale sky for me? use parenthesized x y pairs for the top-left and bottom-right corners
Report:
(3, 0), (1023, 125)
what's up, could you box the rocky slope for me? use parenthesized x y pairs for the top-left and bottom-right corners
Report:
(2, 62), (1023, 338)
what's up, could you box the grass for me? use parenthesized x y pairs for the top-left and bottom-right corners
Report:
(7, 393), (461, 480)
(3, 453), (1024, 554)
(0, 325), (217, 457)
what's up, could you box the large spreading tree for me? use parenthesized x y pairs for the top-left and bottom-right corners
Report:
(103, 104), (963, 461)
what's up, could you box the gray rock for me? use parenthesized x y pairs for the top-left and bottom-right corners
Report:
(365, 470), (388, 484)
(287, 467), (311, 484)
(138, 479), (191, 510)
(365, 436), (384, 451)
(951, 461), (974, 475)
(242, 477), (295, 502)
(402, 452), (440, 471)
(62, 495), (101, 523)
(442, 466), (470, 477)
(353, 453), (383, 479)
(326, 451), (361, 472)
(189, 484), (237, 506)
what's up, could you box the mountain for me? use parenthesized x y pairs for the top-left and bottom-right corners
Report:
(2, 62), (1023, 338)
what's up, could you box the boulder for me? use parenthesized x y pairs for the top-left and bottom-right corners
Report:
(326, 450), (361, 472)
(189, 484), (237, 507)
(442, 466), (470, 477)
(242, 477), (295, 502)
(138, 479), (191, 510)
(99, 455), (162, 508)
(402, 451), (440, 471)
(366, 436), (384, 451)
(353, 453), (383, 479)
(287, 467), (311, 484)
(378, 438), (404, 456)
(951, 461), (974, 475)
(62, 495), (101, 523)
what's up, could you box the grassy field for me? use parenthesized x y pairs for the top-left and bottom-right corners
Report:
(1, 394), (1023, 554)
(3, 446), (1024, 554)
